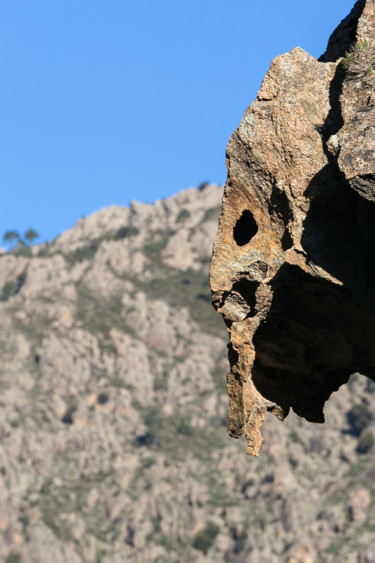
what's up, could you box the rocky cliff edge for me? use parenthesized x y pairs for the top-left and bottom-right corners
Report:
(210, 0), (375, 455)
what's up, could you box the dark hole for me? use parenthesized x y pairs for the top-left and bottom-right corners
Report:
(61, 405), (76, 425)
(281, 229), (293, 251)
(97, 392), (109, 405)
(233, 210), (258, 246)
(62, 413), (73, 424)
(136, 433), (158, 446)
(227, 343), (239, 367)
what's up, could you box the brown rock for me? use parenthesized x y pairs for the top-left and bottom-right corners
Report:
(210, 0), (375, 454)
(349, 487), (371, 523)
(288, 544), (316, 563)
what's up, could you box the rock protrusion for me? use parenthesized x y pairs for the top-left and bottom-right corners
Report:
(210, 0), (375, 455)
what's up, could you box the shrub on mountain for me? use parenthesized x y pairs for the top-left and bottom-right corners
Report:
(114, 226), (140, 240)
(176, 208), (191, 222)
(193, 522), (220, 554)
(347, 404), (373, 436)
(357, 430), (375, 454)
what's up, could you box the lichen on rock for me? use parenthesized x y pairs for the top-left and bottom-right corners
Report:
(210, 0), (375, 455)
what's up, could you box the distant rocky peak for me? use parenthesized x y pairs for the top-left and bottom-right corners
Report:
(51, 183), (222, 254)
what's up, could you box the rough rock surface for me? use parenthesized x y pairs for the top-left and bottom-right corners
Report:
(210, 0), (375, 455)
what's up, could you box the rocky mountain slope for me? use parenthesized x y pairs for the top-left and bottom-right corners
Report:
(0, 183), (375, 562)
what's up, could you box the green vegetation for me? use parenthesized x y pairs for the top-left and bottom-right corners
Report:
(64, 242), (100, 264)
(2, 229), (40, 252)
(143, 232), (170, 257)
(198, 181), (209, 191)
(3, 222), (140, 259)
(176, 415), (195, 436)
(95, 544), (104, 562)
(75, 284), (131, 347)
(136, 406), (192, 448)
(18, 514), (30, 542)
(39, 471), (113, 543)
(63, 225), (139, 265)
(24, 228), (39, 245)
(1, 281), (19, 302)
(36, 241), (54, 257)
(232, 529), (248, 554)
(341, 41), (371, 70)
(357, 430), (374, 454)
(134, 398), (230, 464)
(114, 226), (140, 239)
(347, 403), (373, 436)
(2, 230), (20, 251)
(192, 521), (220, 554)
(176, 208), (191, 222)
(138, 266), (222, 336)
(0, 271), (27, 301)
(13, 244), (32, 257)
(4, 553), (22, 563)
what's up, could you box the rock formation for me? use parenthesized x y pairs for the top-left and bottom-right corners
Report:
(210, 0), (375, 455)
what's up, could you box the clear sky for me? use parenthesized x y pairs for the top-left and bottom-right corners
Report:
(0, 0), (355, 243)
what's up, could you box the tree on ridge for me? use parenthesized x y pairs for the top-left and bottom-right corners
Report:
(2, 230), (20, 251)
(24, 228), (40, 246)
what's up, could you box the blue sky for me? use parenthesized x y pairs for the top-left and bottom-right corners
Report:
(0, 0), (355, 243)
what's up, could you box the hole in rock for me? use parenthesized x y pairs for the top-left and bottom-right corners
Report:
(231, 278), (258, 317)
(227, 343), (239, 368)
(233, 210), (258, 246)
(281, 229), (293, 251)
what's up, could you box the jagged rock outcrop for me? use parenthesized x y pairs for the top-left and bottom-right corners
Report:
(210, 0), (375, 455)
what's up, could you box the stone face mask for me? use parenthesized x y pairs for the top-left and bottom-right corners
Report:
(210, 0), (375, 455)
